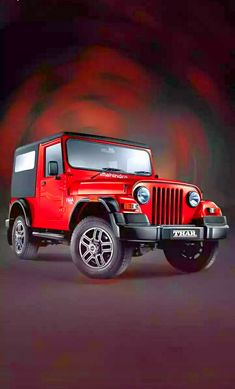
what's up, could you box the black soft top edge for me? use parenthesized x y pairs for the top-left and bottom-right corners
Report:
(15, 132), (149, 153)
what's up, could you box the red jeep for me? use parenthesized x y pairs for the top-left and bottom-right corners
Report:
(5, 132), (229, 278)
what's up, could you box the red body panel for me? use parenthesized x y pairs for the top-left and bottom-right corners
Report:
(10, 133), (222, 231)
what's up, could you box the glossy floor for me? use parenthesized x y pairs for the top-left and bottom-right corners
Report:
(0, 228), (234, 389)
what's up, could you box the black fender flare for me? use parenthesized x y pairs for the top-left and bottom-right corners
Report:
(9, 199), (32, 227)
(69, 197), (120, 237)
(99, 197), (119, 213)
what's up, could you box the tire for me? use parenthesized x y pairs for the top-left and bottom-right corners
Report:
(70, 217), (132, 279)
(116, 244), (133, 276)
(12, 216), (39, 260)
(163, 240), (219, 273)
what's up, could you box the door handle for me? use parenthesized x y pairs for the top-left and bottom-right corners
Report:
(41, 181), (46, 186)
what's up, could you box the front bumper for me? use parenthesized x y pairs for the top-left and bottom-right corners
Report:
(118, 216), (229, 242)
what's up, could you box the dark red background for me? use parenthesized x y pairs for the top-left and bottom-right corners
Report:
(1, 0), (234, 219)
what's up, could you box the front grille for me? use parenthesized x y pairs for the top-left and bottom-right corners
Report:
(152, 187), (183, 225)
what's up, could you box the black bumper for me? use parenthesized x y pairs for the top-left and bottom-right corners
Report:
(118, 216), (229, 242)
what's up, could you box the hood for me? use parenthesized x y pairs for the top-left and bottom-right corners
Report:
(68, 174), (201, 197)
(133, 178), (201, 193)
(69, 180), (129, 196)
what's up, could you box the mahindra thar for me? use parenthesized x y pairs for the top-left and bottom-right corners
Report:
(5, 132), (229, 278)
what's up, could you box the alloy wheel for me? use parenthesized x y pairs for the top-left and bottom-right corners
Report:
(79, 227), (113, 269)
(14, 220), (25, 254)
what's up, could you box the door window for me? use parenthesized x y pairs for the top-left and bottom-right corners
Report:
(45, 143), (63, 177)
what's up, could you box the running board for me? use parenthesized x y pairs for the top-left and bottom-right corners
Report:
(32, 232), (65, 240)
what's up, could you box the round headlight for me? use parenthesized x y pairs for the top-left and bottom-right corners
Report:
(135, 186), (150, 204)
(188, 191), (200, 207)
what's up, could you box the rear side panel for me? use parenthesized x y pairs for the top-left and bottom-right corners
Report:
(11, 144), (39, 198)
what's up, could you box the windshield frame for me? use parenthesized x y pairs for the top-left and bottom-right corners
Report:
(65, 137), (153, 176)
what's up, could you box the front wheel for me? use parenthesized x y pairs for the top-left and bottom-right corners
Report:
(70, 217), (132, 279)
(163, 240), (218, 273)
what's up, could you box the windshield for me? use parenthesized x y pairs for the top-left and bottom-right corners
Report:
(66, 139), (152, 175)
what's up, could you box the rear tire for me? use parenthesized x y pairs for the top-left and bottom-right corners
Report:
(163, 240), (218, 273)
(12, 216), (39, 260)
(70, 217), (132, 279)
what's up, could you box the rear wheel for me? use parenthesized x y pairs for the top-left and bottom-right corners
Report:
(70, 217), (132, 279)
(12, 216), (39, 260)
(163, 240), (218, 273)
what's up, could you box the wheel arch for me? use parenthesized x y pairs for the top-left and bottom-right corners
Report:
(7, 199), (32, 245)
(9, 199), (32, 226)
(69, 197), (120, 236)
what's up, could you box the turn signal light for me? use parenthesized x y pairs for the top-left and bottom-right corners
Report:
(207, 207), (217, 214)
(123, 203), (139, 211)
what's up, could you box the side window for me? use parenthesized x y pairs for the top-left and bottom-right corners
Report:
(15, 151), (36, 172)
(45, 143), (63, 177)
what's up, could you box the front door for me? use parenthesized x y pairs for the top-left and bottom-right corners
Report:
(39, 142), (65, 229)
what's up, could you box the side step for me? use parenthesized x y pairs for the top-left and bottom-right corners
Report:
(32, 232), (65, 241)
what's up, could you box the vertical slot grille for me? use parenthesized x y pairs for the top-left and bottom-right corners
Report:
(152, 187), (156, 224)
(154, 187), (183, 225)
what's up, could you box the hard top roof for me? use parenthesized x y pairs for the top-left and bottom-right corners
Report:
(15, 131), (149, 152)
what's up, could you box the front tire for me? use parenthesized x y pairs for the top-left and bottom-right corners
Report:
(12, 216), (39, 260)
(70, 217), (132, 279)
(163, 240), (218, 273)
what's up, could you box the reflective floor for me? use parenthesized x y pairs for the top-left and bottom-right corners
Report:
(0, 225), (235, 389)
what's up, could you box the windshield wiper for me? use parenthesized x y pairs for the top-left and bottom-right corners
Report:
(102, 168), (124, 172)
(91, 168), (126, 179)
(134, 171), (151, 175)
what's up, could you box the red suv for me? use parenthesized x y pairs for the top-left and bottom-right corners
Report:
(5, 132), (229, 278)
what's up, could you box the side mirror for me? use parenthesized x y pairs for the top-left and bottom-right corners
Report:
(48, 161), (59, 176)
